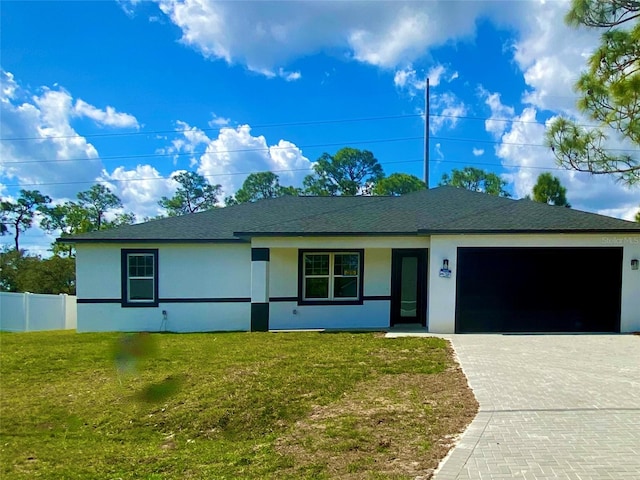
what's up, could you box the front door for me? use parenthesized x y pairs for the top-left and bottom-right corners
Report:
(391, 249), (427, 326)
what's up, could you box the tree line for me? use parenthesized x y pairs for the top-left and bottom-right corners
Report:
(0, 145), (586, 296)
(0, 146), (580, 254)
(0, 183), (135, 295)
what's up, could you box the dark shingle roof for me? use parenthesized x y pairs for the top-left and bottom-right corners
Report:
(413, 187), (640, 233)
(63, 186), (640, 243)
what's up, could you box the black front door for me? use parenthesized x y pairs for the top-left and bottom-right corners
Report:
(391, 249), (427, 326)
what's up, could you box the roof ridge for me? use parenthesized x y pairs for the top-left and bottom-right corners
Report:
(234, 195), (394, 234)
(426, 192), (516, 230)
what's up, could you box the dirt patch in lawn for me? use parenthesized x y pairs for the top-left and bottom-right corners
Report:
(276, 357), (478, 479)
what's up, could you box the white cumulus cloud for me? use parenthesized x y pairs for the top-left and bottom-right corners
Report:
(208, 114), (231, 127)
(393, 68), (416, 89)
(169, 120), (210, 159)
(1, 71), (18, 102)
(99, 165), (176, 220)
(0, 71), (140, 199)
(394, 63), (457, 94)
(479, 87), (515, 139)
(426, 65), (447, 87)
(429, 92), (467, 134)
(73, 99), (140, 129)
(496, 108), (639, 219)
(151, 0), (493, 76)
(510, 0), (600, 114)
(1, 78), (100, 198)
(278, 68), (302, 82)
(167, 122), (313, 197)
(142, 0), (599, 124)
(0, 71), (142, 252)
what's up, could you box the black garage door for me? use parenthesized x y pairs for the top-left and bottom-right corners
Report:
(455, 247), (623, 333)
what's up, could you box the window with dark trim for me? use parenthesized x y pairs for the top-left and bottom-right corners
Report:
(121, 249), (159, 307)
(298, 250), (364, 305)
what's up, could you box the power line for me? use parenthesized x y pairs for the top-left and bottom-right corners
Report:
(0, 113), (423, 142)
(0, 111), (608, 143)
(0, 157), (592, 189)
(432, 135), (635, 151)
(0, 136), (425, 165)
(435, 112), (604, 128)
(2, 131), (637, 167)
(439, 159), (572, 172)
(435, 134), (636, 152)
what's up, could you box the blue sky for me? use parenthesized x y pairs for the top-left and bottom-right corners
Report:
(1, 0), (638, 254)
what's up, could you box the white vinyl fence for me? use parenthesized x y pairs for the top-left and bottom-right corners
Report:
(0, 292), (77, 332)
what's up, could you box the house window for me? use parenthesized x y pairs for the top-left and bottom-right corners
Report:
(121, 249), (158, 307)
(299, 250), (363, 304)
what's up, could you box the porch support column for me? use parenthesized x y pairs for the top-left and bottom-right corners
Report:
(250, 248), (270, 332)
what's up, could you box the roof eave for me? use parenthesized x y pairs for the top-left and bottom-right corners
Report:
(232, 231), (422, 238)
(420, 228), (640, 235)
(58, 237), (248, 244)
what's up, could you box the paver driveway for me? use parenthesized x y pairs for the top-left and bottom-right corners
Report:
(434, 334), (640, 480)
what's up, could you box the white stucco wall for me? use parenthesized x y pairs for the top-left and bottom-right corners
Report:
(428, 234), (640, 333)
(75, 240), (404, 332)
(158, 244), (251, 299)
(261, 237), (425, 329)
(76, 244), (122, 300)
(75, 243), (251, 332)
(363, 248), (392, 297)
(75, 232), (639, 333)
(77, 302), (250, 332)
(270, 301), (390, 330)
(618, 237), (640, 332)
(267, 246), (394, 329)
(269, 248), (298, 299)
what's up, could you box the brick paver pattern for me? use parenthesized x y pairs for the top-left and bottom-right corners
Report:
(434, 334), (640, 480)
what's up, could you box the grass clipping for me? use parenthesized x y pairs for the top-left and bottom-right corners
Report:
(277, 362), (477, 479)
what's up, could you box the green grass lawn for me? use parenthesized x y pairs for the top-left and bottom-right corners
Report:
(0, 330), (477, 479)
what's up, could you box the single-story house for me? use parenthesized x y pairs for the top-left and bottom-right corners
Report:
(63, 186), (640, 334)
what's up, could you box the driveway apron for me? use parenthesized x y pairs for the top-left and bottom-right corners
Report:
(434, 334), (640, 480)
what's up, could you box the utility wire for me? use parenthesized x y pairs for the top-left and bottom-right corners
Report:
(0, 157), (594, 189)
(1, 136), (423, 165)
(0, 114), (423, 142)
(433, 135), (637, 151)
(0, 111), (608, 142)
(2, 133), (637, 167)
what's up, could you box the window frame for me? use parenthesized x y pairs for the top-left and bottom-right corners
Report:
(121, 249), (159, 307)
(297, 249), (364, 305)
